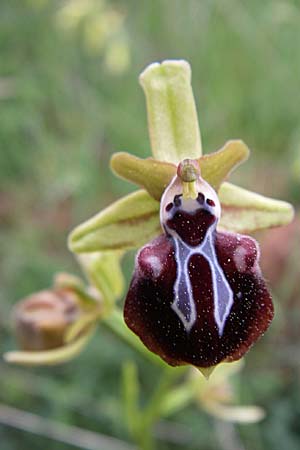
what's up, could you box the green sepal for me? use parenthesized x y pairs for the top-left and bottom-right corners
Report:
(140, 60), (202, 164)
(68, 189), (161, 253)
(111, 140), (250, 201)
(219, 182), (294, 232)
(3, 326), (96, 366)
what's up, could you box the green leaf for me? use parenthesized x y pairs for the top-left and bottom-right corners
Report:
(68, 190), (161, 253)
(219, 182), (294, 232)
(140, 60), (202, 164)
(111, 140), (249, 201)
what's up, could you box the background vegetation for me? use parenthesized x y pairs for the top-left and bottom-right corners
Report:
(1, 1), (300, 449)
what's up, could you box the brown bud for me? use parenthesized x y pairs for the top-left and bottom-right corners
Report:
(13, 289), (81, 351)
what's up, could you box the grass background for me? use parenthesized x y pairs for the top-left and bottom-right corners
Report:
(1, 0), (300, 449)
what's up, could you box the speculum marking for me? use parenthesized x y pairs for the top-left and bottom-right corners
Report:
(171, 229), (233, 335)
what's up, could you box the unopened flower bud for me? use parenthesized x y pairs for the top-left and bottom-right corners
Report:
(13, 289), (81, 351)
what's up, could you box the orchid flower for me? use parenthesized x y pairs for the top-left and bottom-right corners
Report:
(6, 60), (293, 373)
(67, 60), (293, 374)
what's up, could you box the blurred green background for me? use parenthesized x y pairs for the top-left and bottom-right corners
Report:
(1, 0), (300, 449)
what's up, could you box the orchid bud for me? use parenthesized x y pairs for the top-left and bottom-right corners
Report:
(124, 160), (274, 370)
(13, 289), (81, 351)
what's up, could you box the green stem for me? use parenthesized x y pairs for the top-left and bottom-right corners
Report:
(137, 366), (185, 450)
(102, 309), (166, 367)
(137, 429), (154, 450)
(103, 309), (187, 449)
(143, 367), (182, 427)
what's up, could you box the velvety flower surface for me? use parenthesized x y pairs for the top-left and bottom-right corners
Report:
(124, 161), (274, 368)
(66, 60), (293, 372)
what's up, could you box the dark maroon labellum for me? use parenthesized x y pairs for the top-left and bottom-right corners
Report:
(124, 164), (274, 368)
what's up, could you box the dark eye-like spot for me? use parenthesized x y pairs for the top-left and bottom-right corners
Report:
(174, 195), (182, 207)
(166, 202), (173, 212)
(197, 192), (205, 205)
(206, 198), (215, 207)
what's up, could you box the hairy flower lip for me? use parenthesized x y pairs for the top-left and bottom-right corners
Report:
(66, 59), (293, 376)
(124, 231), (274, 370)
(124, 163), (275, 371)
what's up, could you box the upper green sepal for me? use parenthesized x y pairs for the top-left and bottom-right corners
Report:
(140, 60), (202, 164)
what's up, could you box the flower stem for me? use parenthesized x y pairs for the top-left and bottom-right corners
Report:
(102, 308), (166, 367)
(136, 366), (185, 449)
